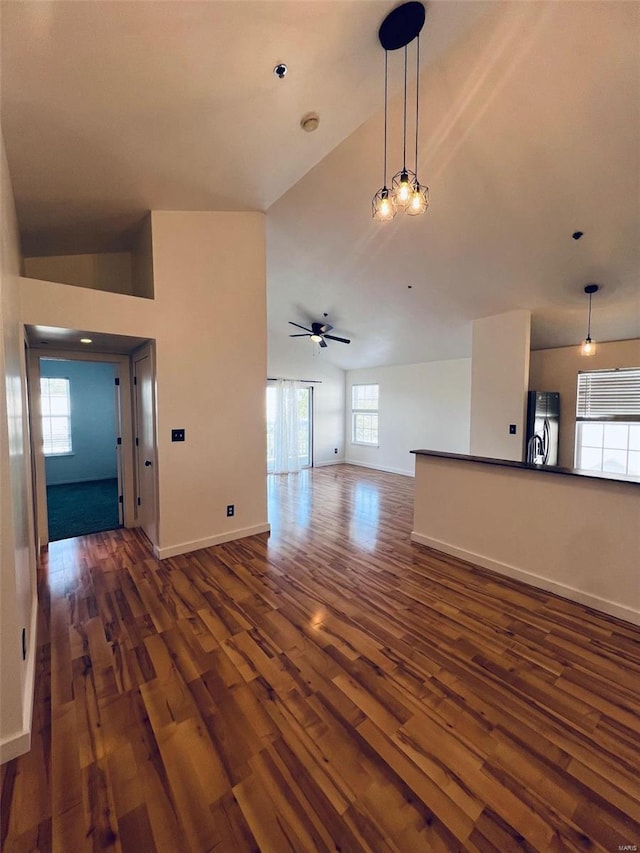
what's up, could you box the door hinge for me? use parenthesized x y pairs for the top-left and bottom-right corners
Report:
(135, 437), (139, 446)
(134, 376), (137, 385)
(115, 377), (120, 386)
(137, 497), (141, 506)
(119, 495), (123, 504)
(117, 437), (122, 445)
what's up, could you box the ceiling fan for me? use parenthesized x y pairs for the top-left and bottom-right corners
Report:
(289, 320), (351, 348)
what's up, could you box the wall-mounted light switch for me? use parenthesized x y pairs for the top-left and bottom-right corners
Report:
(509, 424), (517, 435)
(172, 429), (185, 442)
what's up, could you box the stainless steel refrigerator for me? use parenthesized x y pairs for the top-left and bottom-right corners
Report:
(526, 391), (560, 465)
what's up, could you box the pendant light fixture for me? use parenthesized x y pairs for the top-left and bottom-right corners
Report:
(372, 2), (428, 221)
(581, 284), (599, 357)
(372, 51), (396, 221)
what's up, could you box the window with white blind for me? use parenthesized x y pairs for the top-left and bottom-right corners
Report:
(574, 368), (640, 477)
(40, 377), (72, 455)
(352, 384), (379, 446)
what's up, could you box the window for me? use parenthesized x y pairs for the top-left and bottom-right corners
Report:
(40, 377), (72, 455)
(574, 368), (640, 477)
(352, 383), (379, 446)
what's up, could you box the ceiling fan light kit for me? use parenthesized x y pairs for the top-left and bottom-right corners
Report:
(288, 321), (351, 349)
(372, 1), (429, 222)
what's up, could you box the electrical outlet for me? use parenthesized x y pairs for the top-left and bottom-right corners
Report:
(171, 428), (185, 442)
(509, 424), (517, 435)
(334, 447), (338, 454)
(226, 504), (235, 517)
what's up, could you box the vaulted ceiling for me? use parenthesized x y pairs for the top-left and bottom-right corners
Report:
(2, 1), (639, 369)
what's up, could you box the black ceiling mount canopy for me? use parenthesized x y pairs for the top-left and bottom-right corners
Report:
(378, 1), (426, 51)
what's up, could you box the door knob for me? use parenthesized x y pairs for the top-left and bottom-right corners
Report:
(144, 460), (152, 467)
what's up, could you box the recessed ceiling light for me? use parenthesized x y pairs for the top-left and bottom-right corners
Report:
(80, 338), (92, 344)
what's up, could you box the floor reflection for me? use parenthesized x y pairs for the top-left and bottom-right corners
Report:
(349, 481), (379, 552)
(46, 537), (84, 596)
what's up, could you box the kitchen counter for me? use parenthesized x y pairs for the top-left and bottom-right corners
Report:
(410, 448), (640, 486)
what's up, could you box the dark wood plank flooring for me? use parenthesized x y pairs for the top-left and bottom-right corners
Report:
(2, 464), (639, 851)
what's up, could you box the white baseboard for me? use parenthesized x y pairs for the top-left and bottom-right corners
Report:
(155, 522), (271, 560)
(314, 459), (345, 467)
(0, 595), (38, 764)
(344, 458), (414, 478)
(410, 532), (640, 626)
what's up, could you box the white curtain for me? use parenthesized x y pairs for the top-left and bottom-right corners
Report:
(270, 379), (302, 474)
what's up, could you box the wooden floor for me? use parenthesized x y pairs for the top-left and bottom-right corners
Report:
(2, 464), (640, 852)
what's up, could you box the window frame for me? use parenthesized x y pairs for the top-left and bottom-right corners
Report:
(40, 376), (73, 456)
(351, 383), (379, 447)
(574, 367), (640, 476)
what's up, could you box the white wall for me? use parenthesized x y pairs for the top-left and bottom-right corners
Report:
(412, 453), (640, 625)
(345, 359), (471, 476)
(0, 134), (37, 762)
(267, 336), (346, 467)
(20, 210), (268, 559)
(150, 211), (268, 556)
(530, 339), (640, 468)
(470, 310), (531, 461)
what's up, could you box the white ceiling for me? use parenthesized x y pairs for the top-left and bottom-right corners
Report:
(2, 0), (639, 369)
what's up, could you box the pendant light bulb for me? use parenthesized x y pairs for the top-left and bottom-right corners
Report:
(406, 181), (429, 216)
(373, 187), (396, 221)
(581, 338), (596, 357)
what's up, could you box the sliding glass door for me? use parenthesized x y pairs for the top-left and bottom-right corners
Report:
(266, 383), (312, 472)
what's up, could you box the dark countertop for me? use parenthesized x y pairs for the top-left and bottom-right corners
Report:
(411, 448), (640, 486)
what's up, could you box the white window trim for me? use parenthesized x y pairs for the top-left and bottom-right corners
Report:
(351, 383), (379, 447)
(41, 376), (73, 456)
(574, 367), (640, 476)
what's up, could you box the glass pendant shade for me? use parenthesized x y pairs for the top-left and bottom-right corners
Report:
(581, 337), (596, 357)
(372, 187), (397, 221)
(406, 181), (429, 215)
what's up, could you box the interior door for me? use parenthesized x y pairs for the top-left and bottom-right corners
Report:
(113, 371), (124, 526)
(132, 344), (157, 545)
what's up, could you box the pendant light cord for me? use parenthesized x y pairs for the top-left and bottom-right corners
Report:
(402, 44), (408, 169)
(414, 34), (420, 177)
(587, 291), (593, 339)
(383, 50), (389, 186)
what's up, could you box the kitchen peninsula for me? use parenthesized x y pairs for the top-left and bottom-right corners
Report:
(411, 449), (640, 626)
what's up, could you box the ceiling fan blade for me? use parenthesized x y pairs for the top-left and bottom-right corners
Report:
(289, 321), (312, 332)
(319, 338), (328, 348)
(319, 323), (333, 334)
(323, 334), (351, 344)
(289, 333), (311, 337)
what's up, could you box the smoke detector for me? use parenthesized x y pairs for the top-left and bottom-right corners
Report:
(300, 112), (320, 133)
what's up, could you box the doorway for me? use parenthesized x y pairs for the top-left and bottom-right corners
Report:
(266, 382), (313, 472)
(39, 357), (122, 541)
